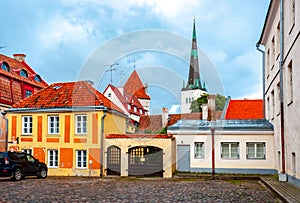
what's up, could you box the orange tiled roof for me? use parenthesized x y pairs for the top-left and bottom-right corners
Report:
(12, 81), (123, 113)
(123, 70), (150, 100)
(225, 99), (263, 119)
(106, 134), (173, 139)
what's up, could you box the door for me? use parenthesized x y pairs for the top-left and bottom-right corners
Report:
(107, 146), (121, 176)
(177, 145), (190, 172)
(128, 146), (163, 177)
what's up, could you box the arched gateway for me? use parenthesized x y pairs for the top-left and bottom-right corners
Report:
(106, 145), (121, 175)
(128, 146), (163, 177)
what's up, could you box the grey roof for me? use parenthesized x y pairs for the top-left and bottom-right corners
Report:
(168, 119), (273, 131)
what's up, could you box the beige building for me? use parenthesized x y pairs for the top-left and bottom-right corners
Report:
(257, 0), (300, 186)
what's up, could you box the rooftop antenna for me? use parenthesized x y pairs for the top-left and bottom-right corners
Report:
(104, 63), (119, 85)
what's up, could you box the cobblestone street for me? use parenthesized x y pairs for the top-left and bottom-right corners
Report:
(0, 177), (281, 202)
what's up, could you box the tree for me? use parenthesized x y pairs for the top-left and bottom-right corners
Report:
(190, 93), (208, 112)
(190, 94), (226, 112)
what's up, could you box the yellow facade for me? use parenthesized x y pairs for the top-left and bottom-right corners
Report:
(7, 109), (126, 176)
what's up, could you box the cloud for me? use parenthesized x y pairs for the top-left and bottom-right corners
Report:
(36, 13), (93, 49)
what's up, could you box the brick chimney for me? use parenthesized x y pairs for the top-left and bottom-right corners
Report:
(207, 94), (216, 121)
(144, 83), (148, 94)
(162, 107), (169, 127)
(13, 54), (26, 62)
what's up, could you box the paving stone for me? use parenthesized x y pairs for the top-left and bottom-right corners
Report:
(0, 177), (281, 202)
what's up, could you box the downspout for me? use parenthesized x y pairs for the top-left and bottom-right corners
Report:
(256, 44), (266, 119)
(100, 108), (107, 177)
(279, 0), (285, 175)
(1, 111), (8, 151)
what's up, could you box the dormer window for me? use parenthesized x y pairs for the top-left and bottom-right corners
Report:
(20, 69), (28, 78)
(139, 109), (142, 114)
(128, 104), (131, 110)
(134, 107), (137, 113)
(1, 62), (10, 72)
(34, 74), (41, 82)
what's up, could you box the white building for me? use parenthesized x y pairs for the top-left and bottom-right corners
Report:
(257, 0), (300, 186)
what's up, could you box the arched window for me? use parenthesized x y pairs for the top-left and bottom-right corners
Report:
(34, 74), (41, 82)
(20, 69), (28, 78)
(1, 62), (10, 72)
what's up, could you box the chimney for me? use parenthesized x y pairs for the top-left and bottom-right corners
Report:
(202, 104), (208, 120)
(162, 107), (169, 127)
(13, 54), (26, 62)
(207, 94), (216, 121)
(144, 83), (148, 94)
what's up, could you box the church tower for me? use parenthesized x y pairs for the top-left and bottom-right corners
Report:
(181, 18), (207, 114)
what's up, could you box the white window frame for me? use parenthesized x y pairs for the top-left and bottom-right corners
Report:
(48, 115), (59, 134)
(22, 116), (32, 135)
(194, 142), (204, 159)
(48, 149), (59, 168)
(221, 142), (239, 159)
(75, 115), (87, 134)
(246, 142), (266, 159)
(76, 150), (87, 168)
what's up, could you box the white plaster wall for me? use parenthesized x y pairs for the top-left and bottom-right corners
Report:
(104, 138), (175, 178)
(174, 132), (275, 170)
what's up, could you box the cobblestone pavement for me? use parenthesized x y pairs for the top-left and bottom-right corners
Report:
(0, 177), (281, 203)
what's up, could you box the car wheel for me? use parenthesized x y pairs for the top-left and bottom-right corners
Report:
(38, 168), (47, 179)
(12, 169), (23, 181)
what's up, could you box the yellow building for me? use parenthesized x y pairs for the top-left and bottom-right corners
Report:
(6, 81), (126, 176)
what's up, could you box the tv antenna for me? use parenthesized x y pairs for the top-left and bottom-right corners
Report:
(104, 63), (119, 85)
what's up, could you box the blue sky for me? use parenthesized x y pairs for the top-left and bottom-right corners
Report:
(0, 0), (269, 114)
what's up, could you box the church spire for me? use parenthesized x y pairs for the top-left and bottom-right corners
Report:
(186, 18), (202, 89)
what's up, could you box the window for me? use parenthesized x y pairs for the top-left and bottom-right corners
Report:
(276, 22), (280, 58)
(76, 150), (87, 168)
(34, 75), (41, 82)
(25, 90), (32, 98)
(271, 36), (275, 67)
(291, 0), (296, 26)
(267, 97), (270, 120)
(194, 142), (204, 159)
(288, 61), (293, 103)
(266, 49), (270, 77)
(246, 143), (265, 159)
(292, 152), (296, 178)
(48, 115), (59, 134)
(1, 62), (10, 72)
(271, 90), (275, 119)
(221, 142), (239, 159)
(134, 107), (137, 113)
(20, 69), (28, 78)
(108, 93), (111, 97)
(22, 149), (32, 155)
(128, 104), (131, 110)
(276, 83), (280, 115)
(186, 98), (188, 104)
(22, 116), (32, 135)
(48, 150), (58, 168)
(75, 115), (87, 134)
(139, 109), (142, 114)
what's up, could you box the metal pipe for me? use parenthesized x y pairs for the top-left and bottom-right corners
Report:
(100, 109), (107, 177)
(256, 44), (266, 119)
(211, 126), (215, 175)
(279, 0), (285, 175)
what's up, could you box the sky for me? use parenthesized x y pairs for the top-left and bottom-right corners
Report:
(0, 0), (270, 114)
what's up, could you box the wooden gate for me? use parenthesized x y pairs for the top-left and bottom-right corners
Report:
(128, 146), (163, 177)
(107, 146), (121, 175)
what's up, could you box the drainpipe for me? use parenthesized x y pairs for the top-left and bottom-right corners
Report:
(279, 0), (285, 175)
(1, 111), (8, 151)
(256, 44), (266, 119)
(100, 108), (107, 177)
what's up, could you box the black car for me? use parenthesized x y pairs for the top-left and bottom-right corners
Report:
(0, 151), (48, 181)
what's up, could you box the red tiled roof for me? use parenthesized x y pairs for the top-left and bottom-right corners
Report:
(225, 99), (263, 119)
(106, 134), (173, 139)
(0, 54), (47, 87)
(139, 112), (223, 132)
(104, 84), (148, 116)
(123, 70), (150, 100)
(12, 81), (124, 113)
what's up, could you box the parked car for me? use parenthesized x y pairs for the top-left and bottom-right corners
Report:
(0, 151), (48, 181)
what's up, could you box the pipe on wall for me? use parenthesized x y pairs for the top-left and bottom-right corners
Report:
(256, 44), (266, 119)
(100, 108), (107, 177)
